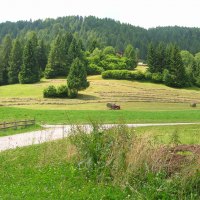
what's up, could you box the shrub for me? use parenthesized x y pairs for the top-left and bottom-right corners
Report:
(43, 85), (69, 98)
(151, 72), (163, 83)
(69, 124), (131, 182)
(145, 71), (152, 81)
(57, 85), (68, 98)
(163, 69), (177, 87)
(102, 70), (132, 80)
(70, 124), (200, 198)
(131, 71), (146, 80)
(87, 64), (104, 75)
(43, 85), (57, 98)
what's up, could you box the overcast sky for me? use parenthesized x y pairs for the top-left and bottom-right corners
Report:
(0, 0), (199, 29)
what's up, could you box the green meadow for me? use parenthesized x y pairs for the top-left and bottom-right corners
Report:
(0, 76), (200, 199)
(1, 107), (200, 124)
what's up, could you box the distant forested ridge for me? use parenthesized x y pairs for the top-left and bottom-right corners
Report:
(0, 16), (200, 59)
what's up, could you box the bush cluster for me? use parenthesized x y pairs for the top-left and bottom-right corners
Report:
(87, 64), (104, 75)
(102, 70), (132, 80)
(102, 70), (189, 88)
(70, 124), (200, 199)
(102, 70), (146, 81)
(43, 85), (68, 98)
(151, 72), (163, 83)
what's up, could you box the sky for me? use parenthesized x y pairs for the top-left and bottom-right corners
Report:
(0, 0), (199, 29)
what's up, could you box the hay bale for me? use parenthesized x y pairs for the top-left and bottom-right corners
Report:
(190, 102), (197, 107)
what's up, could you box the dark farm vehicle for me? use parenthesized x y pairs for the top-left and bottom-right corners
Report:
(106, 103), (121, 110)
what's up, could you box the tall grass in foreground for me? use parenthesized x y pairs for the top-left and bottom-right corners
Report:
(69, 124), (200, 199)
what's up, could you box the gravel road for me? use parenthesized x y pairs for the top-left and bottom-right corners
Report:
(0, 122), (200, 152)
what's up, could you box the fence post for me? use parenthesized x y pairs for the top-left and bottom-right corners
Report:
(24, 119), (27, 127)
(14, 121), (17, 130)
(3, 122), (6, 131)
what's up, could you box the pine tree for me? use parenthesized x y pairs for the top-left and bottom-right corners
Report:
(164, 45), (187, 87)
(0, 50), (3, 85)
(19, 35), (40, 84)
(0, 35), (12, 85)
(147, 43), (156, 73)
(37, 39), (47, 72)
(165, 44), (173, 69)
(171, 46), (185, 83)
(45, 35), (63, 78)
(62, 32), (73, 75)
(155, 42), (166, 73)
(68, 38), (83, 66)
(67, 58), (89, 97)
(45, 33), (71, 78)
(88, 39), (99, 53)
(8, 38), (23, 84)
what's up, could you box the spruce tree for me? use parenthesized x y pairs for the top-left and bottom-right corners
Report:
(19, 35), (40, 84)
(45, 35), (62, 78)
(165, 44), (173, 69)
(62, 32), (73, 74)
(68, 38), (83, 66)
(67, 58), (89, 97)
(155, 42), (166, 73)
(147, 43), (156, 73)
(0, 50), (3, 85)
(164, 45), (187, 87)
(45, 34), (70, 78)
(0, 35), (12, 85)
(37, 39), (47, 72)
(8, 38), (23, 84)
(171, 45), (187, 87)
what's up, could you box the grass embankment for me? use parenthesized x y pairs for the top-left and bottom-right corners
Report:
(0, 140), (128, 199)
(0, 125), (199, 199)
(1, 107), (200, 124)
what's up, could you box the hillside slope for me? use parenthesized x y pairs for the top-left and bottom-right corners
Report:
(0, 16), (200, 58)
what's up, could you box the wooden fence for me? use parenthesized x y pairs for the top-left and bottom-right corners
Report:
(0, 119), (35, 131)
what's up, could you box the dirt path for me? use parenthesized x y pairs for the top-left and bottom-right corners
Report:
(1, 122), (200, 152)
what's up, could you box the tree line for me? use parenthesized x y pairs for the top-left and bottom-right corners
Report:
(0, 31), (138, 97)
(0, 30), (138, 85)
(0, 16), (200, 59)
(147, 43), (200, 87)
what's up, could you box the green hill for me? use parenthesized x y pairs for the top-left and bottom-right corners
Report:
(0, 16), (200, 59)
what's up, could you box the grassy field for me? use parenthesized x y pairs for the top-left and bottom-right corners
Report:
(1, 75), (200, 132)
(0, 125), (199, 199)
(11, 101), (200, 111)
(1, 75), (200, 109)
(1, 107), (200, 124)
(0, 140), (128, 199)
(1, 70), (199, 199)
(136, 124), (200, 144)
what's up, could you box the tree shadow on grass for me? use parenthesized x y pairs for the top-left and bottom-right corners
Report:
(77, 94), (100, 100)
(184, 86), (200, 92)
